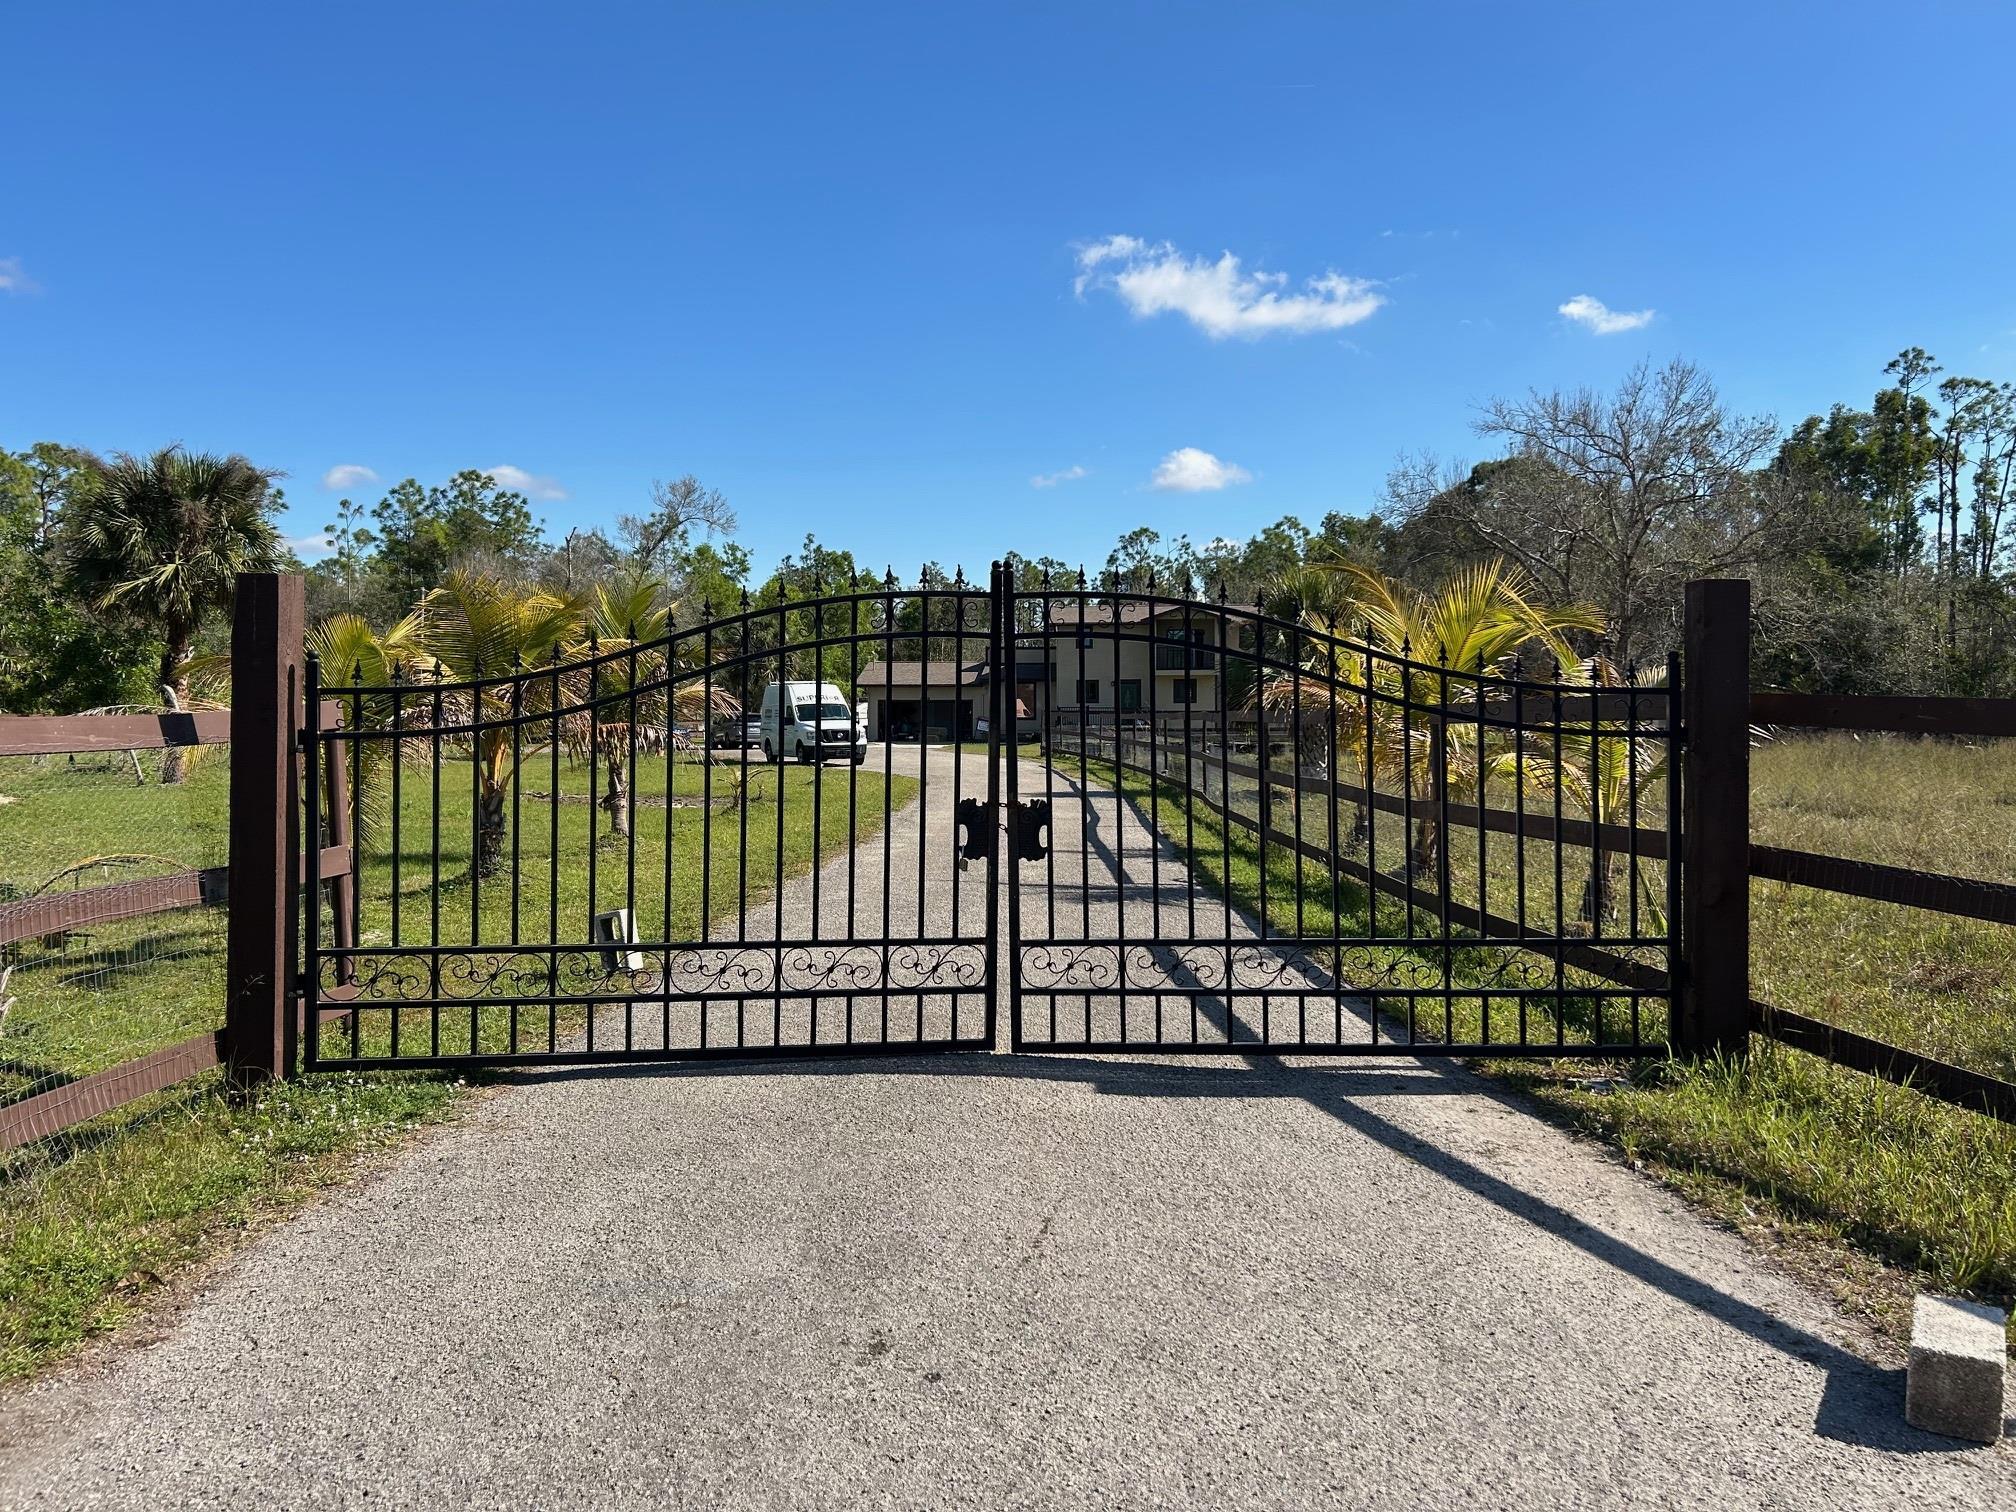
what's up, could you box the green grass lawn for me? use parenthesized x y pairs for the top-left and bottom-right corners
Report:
(0, 745), (916, 1379)
(1078, 730), (2016, 1343)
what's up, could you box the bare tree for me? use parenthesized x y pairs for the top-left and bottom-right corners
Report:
(617, 475), (736, 576)
(1393, 360), (1782, 665)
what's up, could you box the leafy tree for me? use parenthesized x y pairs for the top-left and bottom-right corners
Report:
(366, 471), (543, 612)
(617, 475), (736, 577)
(58, 446), (284, 773)
(0, 445), (157, 712)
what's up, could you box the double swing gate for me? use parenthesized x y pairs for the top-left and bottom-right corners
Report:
(301, 565), (1679, 1070)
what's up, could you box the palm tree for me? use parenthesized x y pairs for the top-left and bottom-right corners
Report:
(411, 570), (586, 876)
(1262, 557), (1603, 879)
(1489, 657), (1669, 929)
(60, 446), (284, 781)
(563, 575), (738, 840)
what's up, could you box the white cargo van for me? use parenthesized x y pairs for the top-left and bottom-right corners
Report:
(758, 680), (867, 765)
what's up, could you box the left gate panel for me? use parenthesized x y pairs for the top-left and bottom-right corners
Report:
(301, 580), (997, 1068)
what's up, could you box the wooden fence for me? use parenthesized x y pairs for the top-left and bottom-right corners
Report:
(1049, 578), (2016, 1124)
(0, 575), (347, 1154)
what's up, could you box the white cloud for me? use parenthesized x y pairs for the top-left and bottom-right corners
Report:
(1030, 464), (1088, 488)
(1149, 448), (1252, 493)
(484, 464), (568, 502)
(0, 256), (39, 294)
(1557, 294), (1654, 335)
(287, 532), (336, 560)
(320, 463), (380, 492)
(1075, 235), (1383, 339)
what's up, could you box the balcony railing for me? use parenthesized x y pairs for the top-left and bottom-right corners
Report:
(1154, 642), (1216, 671)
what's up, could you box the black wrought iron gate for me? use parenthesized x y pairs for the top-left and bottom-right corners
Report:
(299, 564), (1677, 1069)
(302, 576), (1000, 1068)
(999, 570), (1678, 1057)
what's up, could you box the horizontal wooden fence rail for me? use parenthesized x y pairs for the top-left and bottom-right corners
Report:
(1748, 1002), (2016, 1124)
(0, 703), (336, 758)
(1748, 844), (2016, 927)
(0, 666), (353, 1149)
(0, 1030), (230, 1153)
(1737, 686), (2016, 1123)
(1751, 691), (2016, 738)
(0, 844), (353, 951)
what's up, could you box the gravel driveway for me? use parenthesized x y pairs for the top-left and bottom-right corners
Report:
(2, 745), (2009, 1509)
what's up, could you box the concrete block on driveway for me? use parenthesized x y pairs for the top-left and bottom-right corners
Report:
(1905, 1294), (2007, 1444)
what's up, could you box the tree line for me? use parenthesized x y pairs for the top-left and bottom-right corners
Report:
(4, 343), (2012, 720)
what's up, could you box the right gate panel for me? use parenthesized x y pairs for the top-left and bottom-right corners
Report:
(1003, 575), (1676, 1057)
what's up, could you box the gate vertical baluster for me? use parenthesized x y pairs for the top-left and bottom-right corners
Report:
(510, 657), (523, 1056)
(1325, 617), (1343, 1046)
(1111, 571), (1127, 1044)
(429, 665), (443, 1058)
(1551, 667), (1567, 1051)
(1362, 628), (1377, 1045)
(736, 593), (752, 1046)
(546, 649), (560, 1053)
(1665, 647), (1684, 1051)
(625, 629), (640, 1053)
(1146, 568), (1162, 1045)
(1626, 664), (1642, 1049)
(1586, 662), (1604, 1051)
(667, 616), (684, 1049)
(469, 657), (483, 1056)
(1397, 638), (1415, 1046)
(950, 569), (965, 1042)
(881, 571), (897, 1044)
(1216, 588), (1234, 1046)
(989, 561), (1009, 1052)
(585, 636), (601, 1053)
(915, 571), (930, 1044)
(811, 577), (827, 1048)
(810, 578), (826, 1049)
(845, 571), (859, 1046)
(1078, 567), (1092, 1044)
(1513, 651), (1529, 1048)
(1475, 651), (1489, 1047)
(1183, 590), (1199, 1044)
(1041, 568), (1059, 1048)
(1435, 645), (1454, 1046)
(389, 666), (404, 1059)
(1298, 608), (1314, 1048)
(698, 603), (716, 1050)
(347, 665), (365, 1060)
(773, 587), (787, 1047)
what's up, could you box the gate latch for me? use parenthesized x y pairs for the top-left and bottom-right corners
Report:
(955, 798), (993, 869)
(1011, 799), (1050, 863)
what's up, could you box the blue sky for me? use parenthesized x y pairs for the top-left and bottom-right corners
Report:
(4, 2), (2014, 580)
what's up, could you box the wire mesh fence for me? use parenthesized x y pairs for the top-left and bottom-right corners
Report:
(0, 732), (232, 1178)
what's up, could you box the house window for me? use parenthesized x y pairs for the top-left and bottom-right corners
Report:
(1118, 680), (1142, 712)
(1077, 633), (1096, 649)
(1075, 679), (1100, 705)
(1171, 678), (1198, 705)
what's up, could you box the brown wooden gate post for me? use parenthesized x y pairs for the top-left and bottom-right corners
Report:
(1677, 578), (1751, 1058)
(226, 571), (306, 1087)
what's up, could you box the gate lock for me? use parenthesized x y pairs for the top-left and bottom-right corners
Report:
(1011, 799), (1049, 863)
(955, 798), (992, 868)
(954, 797), (1050, 867)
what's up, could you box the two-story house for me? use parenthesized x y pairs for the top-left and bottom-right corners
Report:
(1039, 599), (1256, 723)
